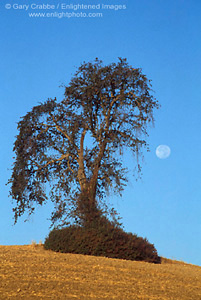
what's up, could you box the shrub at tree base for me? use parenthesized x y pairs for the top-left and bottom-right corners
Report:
(44, 223), (161, 264)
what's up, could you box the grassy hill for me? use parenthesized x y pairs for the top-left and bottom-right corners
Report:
(0, 245), (201, 299)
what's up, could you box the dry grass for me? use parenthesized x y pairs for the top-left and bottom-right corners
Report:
(0, 245), (201, 299)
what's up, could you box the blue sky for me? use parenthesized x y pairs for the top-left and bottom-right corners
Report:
(1, 0), (201, 266)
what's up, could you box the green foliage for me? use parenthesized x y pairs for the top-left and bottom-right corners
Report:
(44, 220), (161, 264)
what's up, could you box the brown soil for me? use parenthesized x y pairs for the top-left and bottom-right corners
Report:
(0, 245), (201, 299)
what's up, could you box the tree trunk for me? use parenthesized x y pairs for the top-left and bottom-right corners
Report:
(77, 177), (102, 228)
(76, 130), (107, 227)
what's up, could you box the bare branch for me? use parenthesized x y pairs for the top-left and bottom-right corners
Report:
(35, 153), (71, 171)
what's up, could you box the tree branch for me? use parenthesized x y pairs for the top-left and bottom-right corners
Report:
(77, 128), (87, 190)
(49, 112), (79, 153)
(35, 153), (71, 171)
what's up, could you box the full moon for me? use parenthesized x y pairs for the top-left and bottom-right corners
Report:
(156, 145), (171, 159)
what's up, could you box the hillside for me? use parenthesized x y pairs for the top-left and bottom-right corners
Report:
(0, 245), (201, 299)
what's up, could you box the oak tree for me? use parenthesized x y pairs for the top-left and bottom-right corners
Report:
(8, 58), (159, 228)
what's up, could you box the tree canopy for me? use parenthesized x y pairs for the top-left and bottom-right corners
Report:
(8, 58), (159, 228)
